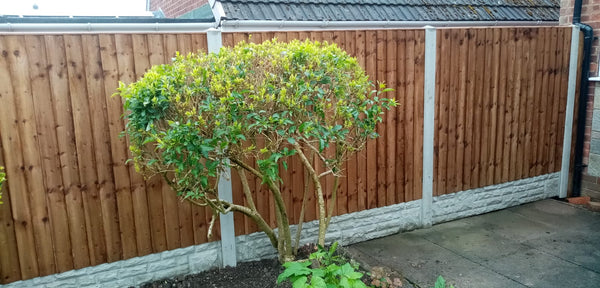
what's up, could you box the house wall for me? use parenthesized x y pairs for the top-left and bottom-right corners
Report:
(149, 0), (208, 18)
(560, 0), (600, 200)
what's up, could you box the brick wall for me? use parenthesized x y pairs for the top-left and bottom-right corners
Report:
(150, 0), (208, 18)
(560, 0), (600, 199)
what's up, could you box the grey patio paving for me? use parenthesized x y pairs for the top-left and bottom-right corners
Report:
(347, 199), (600, 288)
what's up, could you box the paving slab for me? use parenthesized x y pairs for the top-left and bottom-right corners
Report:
(348, 199), (600, 288)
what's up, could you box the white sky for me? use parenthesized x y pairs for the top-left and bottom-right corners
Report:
(0, 0), (149, 16)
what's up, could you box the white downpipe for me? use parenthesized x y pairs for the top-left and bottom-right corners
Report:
(221, 20), (558, 32)
(421, 26), (436, 228)
(560, 25), (581, 198)
(207, 28), (237, 268)
(0, 22), (216, 33)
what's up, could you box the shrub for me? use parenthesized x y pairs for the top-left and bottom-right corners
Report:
(118, 39), (395, 262)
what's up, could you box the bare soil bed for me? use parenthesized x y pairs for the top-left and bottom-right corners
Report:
(139, 258), (290, 288)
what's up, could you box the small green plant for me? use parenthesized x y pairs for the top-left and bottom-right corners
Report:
(278, 242), (368, 288)
(0, 166), (5, 204)
(433, 276), (455, 288)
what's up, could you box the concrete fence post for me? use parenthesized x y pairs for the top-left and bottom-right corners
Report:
(207, 28), (237, 267)
(560, 25), (581, 198)
(421, 26), (436, 227)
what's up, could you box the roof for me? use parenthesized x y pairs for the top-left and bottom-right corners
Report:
(217, 0), (560, 22)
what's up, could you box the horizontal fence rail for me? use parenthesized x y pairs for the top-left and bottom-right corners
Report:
(0, 26), (578, 284)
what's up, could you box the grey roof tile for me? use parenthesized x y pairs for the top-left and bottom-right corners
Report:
(219, 0), (560, 22)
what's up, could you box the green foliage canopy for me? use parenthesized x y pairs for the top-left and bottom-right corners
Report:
(119, 38), (395, 206)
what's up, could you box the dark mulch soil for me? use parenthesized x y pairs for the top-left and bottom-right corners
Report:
(140, 258), (291, 288)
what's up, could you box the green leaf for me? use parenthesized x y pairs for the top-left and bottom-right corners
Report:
(292, 276), (308, 288)
(311, 276), (327, 288)
(287, 137), (296, 145)
(434, 276), (446, 288)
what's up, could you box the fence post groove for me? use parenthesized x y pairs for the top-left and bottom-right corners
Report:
(560, 25), (581, 198)
(421, 26), (436, 227)
(207, 28), (237, 267)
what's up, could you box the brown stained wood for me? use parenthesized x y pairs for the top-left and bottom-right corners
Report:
(529, 30), (545, 176)
(455, 30), (468, 192)
(131, 34), (168, 253)
(509, 30), (523, 182)
(555, 28), (571, 172)
(355, 30), (367, 211)
(446, 30), (458, 194)
(385, 30), (397, 206)
(523, 30), (538, 178)
(536, 28), (552, 176)
(436, 30), (450, 196)
(24, 35), (74, 272)
(333, 30), (350, 215)
(473, 29), (488, 189)
(114, 34), (153, 256)
(7, 35), (57, 276)
(463, 29), (476, 190)
(413, 31), (425, 200)
(432, 31), (441, 196)
(494, 30), (509, 184)
(487, 29), (501, 186)
(44, 35), (90, 269)
(191, 33), (208, 53)
(376, 30), (387, 207)
(547, 28), (562, 174)
(98, 34), (138, 259)
(366, 30), (378, 209)
(81, 34), (122, 262)
(516, 29), (531, 179)
(395, 30), (407, 203)
(404, 30), (416, 199)
(501, 29), (516, 183)
(0, 136), (22, 284)
(343, 31), (359, 213)
(0, 36), (39, 279)
(64, 34), (108, 266)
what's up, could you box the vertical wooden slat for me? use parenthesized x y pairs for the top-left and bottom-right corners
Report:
(555, 28), (572, 172)
(64, 34), (108, 266)
(516, 29), (531, 179)
(413, 30), (425, 200)
(132, 34), (168, 253)
(0, 130), (23, 284)
(98, 34), (138, 259)
(344, 30), (359, 212)
(82, 34), (122, 262)
(9, 35), (57, 275)
(509, 30), (523, 181)
(404, 30), (416, 199)
(446, 30), (458, 194)
(463, 29), (476, 190)
(455, 29), (468, 192)
(365, 30), (378, 209)
(494, 29), (508, 183)
(355, 30), (367, 211)
(0, 36), (39, 279)
(375, 30), (387, 207)
(547, 28), (562, 173)
(44, 35), (90, 269)
(436, 30), (449, 196)
(536, 28), (552, 175)
(476, 29), (489, 188)
(523, 29), (538, 178)
(486, 29), (501, 186)
(114, 34), (153, 256)
(501, 29), (516, 183)
(24, 35), (74, 272)
(395, 29), (406, 203)
(385, 30), (397, 206)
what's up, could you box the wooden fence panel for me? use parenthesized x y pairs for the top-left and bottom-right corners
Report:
(0, 27), (576, 284)
(433, 27), (573, 196)
(222, 30), (425, 235)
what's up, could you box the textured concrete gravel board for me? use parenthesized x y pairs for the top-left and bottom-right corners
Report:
(349, 199), (600, 288)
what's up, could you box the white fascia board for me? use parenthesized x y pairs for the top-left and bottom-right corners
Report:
(0, 22), (217, 34)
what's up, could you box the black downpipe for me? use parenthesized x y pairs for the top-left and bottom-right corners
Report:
(572, 0), (594, 197)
